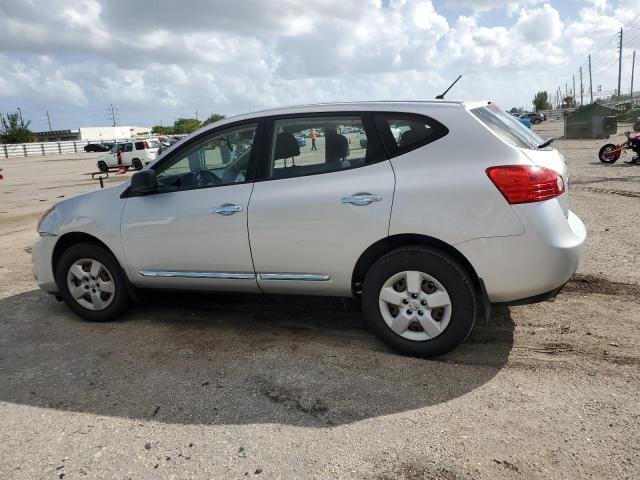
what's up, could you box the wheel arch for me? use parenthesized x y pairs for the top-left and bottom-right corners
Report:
(52, 232), (117, 276)
(351, 234), (482, 296)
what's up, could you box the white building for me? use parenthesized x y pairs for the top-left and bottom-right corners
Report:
(35, 126), (151, 142)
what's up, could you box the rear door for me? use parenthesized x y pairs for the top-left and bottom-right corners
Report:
(247, 112), (395, 295)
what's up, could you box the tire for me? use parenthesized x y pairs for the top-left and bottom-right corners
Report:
(598, 144), (619, 163)
(361, 246), (478, 357)
(532, 118), (541, 125)
(98, 161), (108, 173)
(55, 243), (130, 322)
(132, 158), (143, 170)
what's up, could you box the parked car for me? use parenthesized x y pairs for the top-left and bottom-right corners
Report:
(518, 116), (532, 129)
(519, 112), (545, 124)
(32, 101), (585, 357)
(96, 139), (161, 172)
(84, 143), (110, 153)
(294, 134), (307, 148)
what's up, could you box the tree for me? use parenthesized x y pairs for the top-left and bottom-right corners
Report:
(173, 118), (201, 134)
(532, 91), (552, 112)
(202, 113), (225, 126)
(561, 96), (577, 109)
(151, 125), (174, 135)
(0, 111), (36, 144)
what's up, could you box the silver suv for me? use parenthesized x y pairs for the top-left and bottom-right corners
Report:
(32, 101), (586, 357)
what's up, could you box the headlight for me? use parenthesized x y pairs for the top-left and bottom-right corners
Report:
(37, 205), (55, 233)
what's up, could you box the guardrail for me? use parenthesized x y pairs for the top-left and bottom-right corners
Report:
(1, 140), (94, 159)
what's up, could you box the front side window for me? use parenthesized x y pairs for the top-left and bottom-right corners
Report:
(268, 115), (376, 180)
(154, 123), (258, 192)
(471, 105), (548, 150)
(123, 143), (133, 152)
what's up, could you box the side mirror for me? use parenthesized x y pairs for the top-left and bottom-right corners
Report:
(130, 169), (157, 195)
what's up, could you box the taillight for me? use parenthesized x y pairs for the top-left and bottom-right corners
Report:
(486, 165), (565, 204)
(143, 141), (149, 149)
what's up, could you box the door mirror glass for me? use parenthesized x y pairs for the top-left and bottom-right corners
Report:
(130, 169), (157, 195)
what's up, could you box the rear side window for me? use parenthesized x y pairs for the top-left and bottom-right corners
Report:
(373, 113), (448, 157)
(471, 105), (547, 150)
(266, 114), (384, 180)
(134, 141), (145, 150)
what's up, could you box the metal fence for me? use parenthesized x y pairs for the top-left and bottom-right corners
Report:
(1, 140), (93, 159)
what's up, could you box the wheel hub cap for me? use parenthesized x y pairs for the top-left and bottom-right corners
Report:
(67, 258), (115, 311)
(378, 270), (452, 341)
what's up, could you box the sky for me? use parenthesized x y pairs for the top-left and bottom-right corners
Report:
(2, 0), (640, 131)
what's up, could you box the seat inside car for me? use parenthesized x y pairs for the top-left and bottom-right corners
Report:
(399, 124), (430, 148)
(325, 133), (350, 167)
(274, 132), (300, 171)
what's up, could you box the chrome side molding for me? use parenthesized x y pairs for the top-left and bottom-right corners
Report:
(139, 271), (256, 280)
(139, 271), (331, 281)
(258, 273), (330, 281)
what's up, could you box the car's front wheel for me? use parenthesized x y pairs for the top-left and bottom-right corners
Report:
(55, 243), (130, 322)
(97, 161), (108, 173)
(362, 246), (478, 357)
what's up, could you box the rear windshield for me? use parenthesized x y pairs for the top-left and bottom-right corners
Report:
(471, 105), (547, 150)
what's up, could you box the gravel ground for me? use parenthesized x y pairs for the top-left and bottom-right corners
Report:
(0, 121), (639, 479)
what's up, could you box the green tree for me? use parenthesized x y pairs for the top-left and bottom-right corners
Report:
(202, 113), (225, 126)
(561, 96), (577, 109)
(151, 125), (174, 135)
(0, 111), (36, 143)
(173, 118), (201, 134)
(532, 91), (552, 112)
(509, 107), (520, 113)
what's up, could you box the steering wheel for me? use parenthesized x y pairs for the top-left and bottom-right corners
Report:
(194, 169), (221, 187)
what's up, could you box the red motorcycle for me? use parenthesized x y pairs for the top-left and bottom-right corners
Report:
(599, 131), (640, 164)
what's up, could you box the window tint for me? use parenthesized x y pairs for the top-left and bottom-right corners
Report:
(471, 105), (547, 150)
(154, 123), (258, 192)
(373, 113), (448, 156)
(123, 143), (133, 152)
(268, 115), (373, 180)
(134, 141), (145, 150)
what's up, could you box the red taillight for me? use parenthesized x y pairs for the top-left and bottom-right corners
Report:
(143, 141), (149, 149)
(486, 165), (565, 204)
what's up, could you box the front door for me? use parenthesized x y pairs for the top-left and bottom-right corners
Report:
(248, 113), (395, 295)
(121, 122), (261, 292)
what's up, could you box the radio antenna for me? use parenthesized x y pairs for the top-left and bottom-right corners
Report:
(436, 75), (462, 99)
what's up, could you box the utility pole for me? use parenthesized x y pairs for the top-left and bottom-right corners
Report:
(618, 27), (623, 100)
(109, 104), (117, 127)
(580, 66), (584, 105)
(631, 50), (636, 101)
(16, 107), (23, 125)
(46, 110), (52, 131)
(195, 109), (198, 121)
(573, 75), (576, 102)
(565, 83), (568, 99)
(588, 54), (594, 103)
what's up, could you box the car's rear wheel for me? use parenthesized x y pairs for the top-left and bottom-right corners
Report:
(132, 158), (143, 170)
(362, 246), (478, 357)
(97, 161), (108, 173)
(532, 118), (541, 125)
(55, 243), (130, 322)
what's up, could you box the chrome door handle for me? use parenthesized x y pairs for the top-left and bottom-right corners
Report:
(211, 204), (243, 215)
(340, 193), (382, 206)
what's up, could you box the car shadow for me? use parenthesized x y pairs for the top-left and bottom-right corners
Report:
(0, 289), (514, 427)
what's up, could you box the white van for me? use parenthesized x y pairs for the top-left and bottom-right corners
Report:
(96, 139), (161, 172)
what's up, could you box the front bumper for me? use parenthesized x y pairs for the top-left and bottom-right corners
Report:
(32, 235), (58, 294)
(456, 204), (586, 304)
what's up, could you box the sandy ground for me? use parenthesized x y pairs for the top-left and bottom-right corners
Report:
(0, 122), (639, 479)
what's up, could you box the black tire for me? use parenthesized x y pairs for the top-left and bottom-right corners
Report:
(361, 246), (478, 357)
(98, 161), (108, 173)
(532, 118), (541, 125)
(55, 243), (130, 322)
(132, 158), (143, 170)
(598, 144), (618, 163)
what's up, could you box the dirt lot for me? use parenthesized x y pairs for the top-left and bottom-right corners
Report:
(0, 121), (639, 479)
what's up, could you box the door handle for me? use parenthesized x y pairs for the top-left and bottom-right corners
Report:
(340, 193), (382, 206)
(211, 204), (243, 215)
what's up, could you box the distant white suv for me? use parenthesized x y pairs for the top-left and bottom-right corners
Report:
(96, 139), (161, 172)
(33, 101), (586, 357)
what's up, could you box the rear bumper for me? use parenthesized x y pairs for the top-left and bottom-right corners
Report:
(456, 204), (586, 304)
(32, 235), (58, 294)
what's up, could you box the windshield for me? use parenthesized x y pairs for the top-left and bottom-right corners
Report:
(471, 105), (548, 150)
